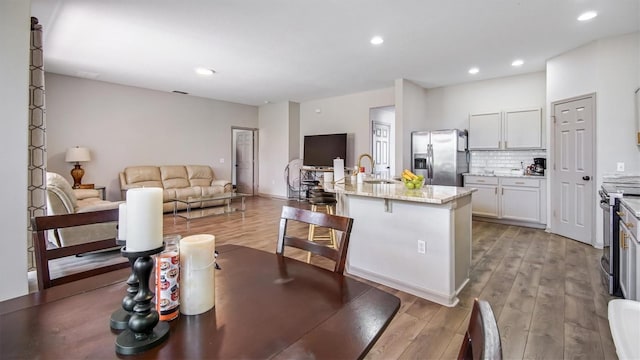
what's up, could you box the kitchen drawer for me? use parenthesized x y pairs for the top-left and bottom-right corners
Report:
(619, 203), (639, 240)
(464, 176), (498, 186)
(501, 178), (540, 188)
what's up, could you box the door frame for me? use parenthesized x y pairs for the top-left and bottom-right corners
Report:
(231, 127), (259, 195)
(369, 106), (395, 176)
(550, 93), (597, 245)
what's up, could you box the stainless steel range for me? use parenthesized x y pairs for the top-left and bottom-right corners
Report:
(600, 180), (640, 296)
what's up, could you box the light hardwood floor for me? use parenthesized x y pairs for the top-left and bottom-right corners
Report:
(45, 196), (618, 359)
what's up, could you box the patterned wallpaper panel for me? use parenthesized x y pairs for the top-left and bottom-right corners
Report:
(28, 17), (47, 271)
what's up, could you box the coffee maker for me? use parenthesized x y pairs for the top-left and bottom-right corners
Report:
(532, 157), (546, 175)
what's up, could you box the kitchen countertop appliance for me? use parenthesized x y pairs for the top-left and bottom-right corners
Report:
(411, 129), (468, 186)
(532, 157), (546, 175)
(600, 179), (640, 296)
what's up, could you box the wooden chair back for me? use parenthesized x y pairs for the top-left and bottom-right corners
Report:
(276, 206), (354, 274)
(32, 208), (128, 291)
(458, 298), (503, 360)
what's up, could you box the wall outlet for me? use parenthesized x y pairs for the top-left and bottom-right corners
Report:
(219, 158), (225, 163)
(617, 162), (625, 172)
(417, 240), (426, 254)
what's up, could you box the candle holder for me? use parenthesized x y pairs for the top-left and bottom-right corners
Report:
(110, 239), (135, 331)
(115, 244), (170, 355)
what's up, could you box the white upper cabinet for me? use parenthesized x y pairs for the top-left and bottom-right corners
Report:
(504, 108), (542, 149)
(468, 112), (501, 149)
(469, 107), (543, 150)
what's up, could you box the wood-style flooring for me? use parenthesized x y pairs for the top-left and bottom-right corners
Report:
(40, 196), (618, 359)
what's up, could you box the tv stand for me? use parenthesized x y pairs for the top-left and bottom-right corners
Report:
(297, 167), (340, 201)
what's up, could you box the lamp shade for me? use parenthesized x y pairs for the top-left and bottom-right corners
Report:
(65, 147), (91, 163)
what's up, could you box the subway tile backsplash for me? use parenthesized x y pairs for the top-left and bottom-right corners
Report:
(470, 150), (547, 172)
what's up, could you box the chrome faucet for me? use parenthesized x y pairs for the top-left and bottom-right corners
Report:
(357, 153), (374, 174)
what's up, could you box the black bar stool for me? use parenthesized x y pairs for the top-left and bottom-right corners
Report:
(307, 188), (337, 262)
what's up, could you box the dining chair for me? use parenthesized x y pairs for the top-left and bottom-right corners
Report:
(458, 298), (503, 360)
(276, 206), (354, 274)
(32, 208), (128, 291)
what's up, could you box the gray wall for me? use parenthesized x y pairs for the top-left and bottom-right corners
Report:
(0, 0), (30, 301)
(45, 73), (259, 200)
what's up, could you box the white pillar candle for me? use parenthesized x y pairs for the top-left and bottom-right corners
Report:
(125, 188), (163, 252)
(179, 234), (216, 315)
(118, 203), (127, 241)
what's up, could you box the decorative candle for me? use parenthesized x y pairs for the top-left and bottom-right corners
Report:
(126, 188), (163, 252)
(118, 203), (127, 241)
(179, 234), (216, 315)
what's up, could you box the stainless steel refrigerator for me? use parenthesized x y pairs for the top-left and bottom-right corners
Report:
(411, 129), (468, 186)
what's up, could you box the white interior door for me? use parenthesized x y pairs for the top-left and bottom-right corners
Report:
(372, 121), (391, 178)
(234, 129), (254, 194)
(552, 95), (595, 244)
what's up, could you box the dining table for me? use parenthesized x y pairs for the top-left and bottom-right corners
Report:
(0, 244), (400, 359)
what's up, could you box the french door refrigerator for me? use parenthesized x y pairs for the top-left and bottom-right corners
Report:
(411, 129), (468, 186)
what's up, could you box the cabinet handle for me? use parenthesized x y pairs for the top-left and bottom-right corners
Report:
(617, 211), (625, 218)
(621, 232), (627, 249)
(505, 141), (508, 148)
(627, 222), (634, 229)
(498, 141), (501, 149)
(501, 188), (504, 195)
(477, 180), (485, 183)
(515, 181), (525, 185)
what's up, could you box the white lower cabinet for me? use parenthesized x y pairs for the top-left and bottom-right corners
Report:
(465, 177), (499, 218)
(619, 202), (639, 300)
(465, 175), (546, 225)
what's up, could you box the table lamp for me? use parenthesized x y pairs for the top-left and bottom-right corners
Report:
(65, 146), (91, 188)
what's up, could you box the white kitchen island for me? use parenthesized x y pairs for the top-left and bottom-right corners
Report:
(326, 181), (476, 307)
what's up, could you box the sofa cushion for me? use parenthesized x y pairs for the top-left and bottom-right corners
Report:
(124, 166), (163, 188)
(186, 165), (214, 187)
(160, 166), (190, 189)
(201, 186), (225, 197)
(174, 187), (199, 201)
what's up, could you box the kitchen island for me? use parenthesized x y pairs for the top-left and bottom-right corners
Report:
(326, 181), (476, 307)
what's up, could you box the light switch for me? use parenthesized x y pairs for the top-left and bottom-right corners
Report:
(617, 162), (625, 172)
(219, 158), (225, 164)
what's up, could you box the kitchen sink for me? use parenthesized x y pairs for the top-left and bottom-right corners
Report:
(608, 299), (640, 359)
(363, 179), (398, 184)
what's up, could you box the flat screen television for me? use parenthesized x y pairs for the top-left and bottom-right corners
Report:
(303, 133), (347, 167)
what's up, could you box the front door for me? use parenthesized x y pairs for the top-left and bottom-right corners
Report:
(233, 129), (255, 194)
(372, 121), (391, 178)
(552, 94), (595, 244)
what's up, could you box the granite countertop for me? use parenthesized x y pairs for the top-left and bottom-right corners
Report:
(463, 172), (547, 179)
(621, 198), (640, 218)
(325, 181), (476, 205)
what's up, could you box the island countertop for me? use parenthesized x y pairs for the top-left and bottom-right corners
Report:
(325, 181), (476, 205)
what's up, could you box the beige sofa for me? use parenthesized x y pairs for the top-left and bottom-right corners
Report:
(119, 165), (232, 212)
(46, 172), (122, 248)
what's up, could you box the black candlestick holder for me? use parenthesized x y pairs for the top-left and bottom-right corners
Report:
(110, 239), (135, 331)
(115, 244), (170, 355)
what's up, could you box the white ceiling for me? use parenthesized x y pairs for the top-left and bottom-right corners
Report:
(31, 0), (640, 106)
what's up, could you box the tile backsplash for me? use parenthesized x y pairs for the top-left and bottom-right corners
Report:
(470, 150), (547, 173)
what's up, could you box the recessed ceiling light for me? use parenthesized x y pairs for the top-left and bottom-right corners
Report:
(577, 11), (597, 21)
(194, 67), (216, 76)
(370, 36), (384, 45)
(468, 67), (479, 75)
(511, 59), (524, 67)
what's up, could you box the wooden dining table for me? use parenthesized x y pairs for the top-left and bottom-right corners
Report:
(0, 244), (400, 359)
